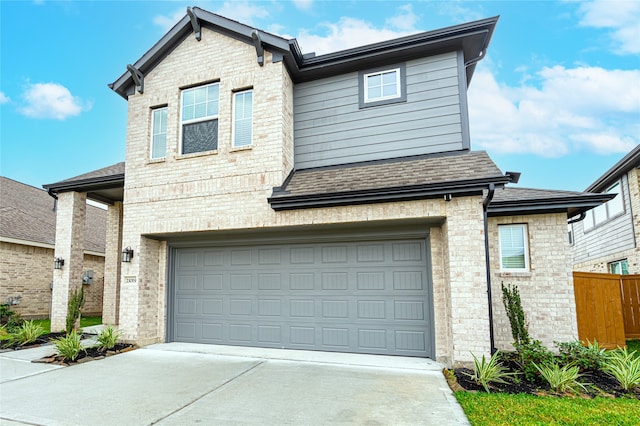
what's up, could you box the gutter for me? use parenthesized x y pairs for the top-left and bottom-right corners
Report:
(483, 183), (497, 355)
(47, 188), (58, 212)
(567, 212), (586, 225)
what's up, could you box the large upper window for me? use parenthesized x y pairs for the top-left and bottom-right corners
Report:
(583, 180), (625, 231)
(150, 107), (167, 159)
(181, 83), (219, 154)
(499, 224), (530, 271)
(233, 90), (253, 147)
(358, 64), (406, 108)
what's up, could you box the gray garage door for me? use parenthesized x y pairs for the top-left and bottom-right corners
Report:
(171, 238), (434, 357)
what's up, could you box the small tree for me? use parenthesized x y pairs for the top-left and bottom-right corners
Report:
(501, 282), (530, 347)
(66, 286), (85, 335)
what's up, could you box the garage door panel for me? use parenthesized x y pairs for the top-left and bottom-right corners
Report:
(173, 238), (433, 358)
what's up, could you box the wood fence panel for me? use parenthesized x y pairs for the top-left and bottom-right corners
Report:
(620, 275), (640, 338)
(573, 272), (626, 349)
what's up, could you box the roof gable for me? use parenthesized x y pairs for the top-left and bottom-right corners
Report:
(110, 7), (498, 99)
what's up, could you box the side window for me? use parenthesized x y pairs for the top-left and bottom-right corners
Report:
(605, 181), (624, 217)
(499, 224), (530, 271)
(358, 64), (406, 108)
(609, 259), (629, 274)
(150, 107), (167, 159)
(181, 83), (219, 154)
(233, 90), (253, 147)
(584, 179), (625, 232)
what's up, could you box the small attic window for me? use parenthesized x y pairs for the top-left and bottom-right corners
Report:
(358, 64), (406, 109)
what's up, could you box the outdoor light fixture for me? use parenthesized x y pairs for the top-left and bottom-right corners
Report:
(122, 247), (134, 263)
(53, 257), (65, 270)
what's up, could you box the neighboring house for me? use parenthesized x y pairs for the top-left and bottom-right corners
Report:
(43, 8), (610, 365)
(0, 177), (107, 318)
(572, 145), (640, 274)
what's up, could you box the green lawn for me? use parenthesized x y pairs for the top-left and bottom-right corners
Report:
(455, 392), (639, 426)
(455, 339), (640, 425)
(31, 316), (102, 333)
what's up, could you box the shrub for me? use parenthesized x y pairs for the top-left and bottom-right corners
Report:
(602, 347), (640, 391)
(0, 303), (24, 331)
(66, 287), (85, 335)
(516, 340), (556, 383)
(464, 351), (515, 393)
(501, 282), (530, 347)
(534, 361), (588, 394)
(11, 320), (45, 346)
(54, 330), (84, 361)
(556, 339), (606, 371)
(96, 325), (120, 351)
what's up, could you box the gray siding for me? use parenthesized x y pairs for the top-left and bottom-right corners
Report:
(293, 51), (465, 169)
(572, 174), (636, 264)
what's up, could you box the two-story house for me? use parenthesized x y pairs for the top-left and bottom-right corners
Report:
(572, 145), (640, 274)
(43, 8), (610, 365)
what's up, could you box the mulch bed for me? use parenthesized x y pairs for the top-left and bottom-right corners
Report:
(446, 357), (640, 400)
(34, 343), (137, 366)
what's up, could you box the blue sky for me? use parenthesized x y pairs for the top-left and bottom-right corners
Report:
(1, 0), (638, 193)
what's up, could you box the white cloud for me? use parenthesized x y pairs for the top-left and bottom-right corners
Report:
(577, 0), (640, 54)
(292, 0), (313, 11)
(468, 65), (639, 157)
(0, 91), (9, 104)
(19, 83), (90, 120)
(153, 2), (269, 33)
(385, 4), (419, 31)
(297, 5), (421, 55)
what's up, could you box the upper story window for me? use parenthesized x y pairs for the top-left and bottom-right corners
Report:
(151, 107), (167, 159)
(583, 180), (625, 231)
(358, 64), (406, 109)
(181, 83), (219, 154)
(233, 90), (253, 147)
(499, 224), (530, 271)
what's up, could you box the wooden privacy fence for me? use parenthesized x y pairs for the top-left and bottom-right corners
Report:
(573, 272), (640, 349)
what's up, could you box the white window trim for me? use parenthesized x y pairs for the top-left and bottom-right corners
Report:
(179, 82), (220, 155)
(150, 106), (168, 160)
(498, 224), (530, 272)
(363, 68), (401, 103)
(232, 89), (253, 148)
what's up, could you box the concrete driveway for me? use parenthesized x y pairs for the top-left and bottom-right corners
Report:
(0, 343), (468, 425)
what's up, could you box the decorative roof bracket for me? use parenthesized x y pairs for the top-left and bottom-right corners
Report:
(126, 64), (144, 94)
(187, 7), (201, 41)
(251, 30), (264, 66)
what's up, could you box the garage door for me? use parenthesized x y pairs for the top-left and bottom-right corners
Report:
(171, 238), (434, 357)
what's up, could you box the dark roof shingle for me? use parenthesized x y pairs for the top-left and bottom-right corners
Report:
(0, 177), (107, 252)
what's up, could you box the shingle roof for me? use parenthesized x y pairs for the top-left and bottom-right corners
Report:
(53, 162), (125, 185)
(488, 186), (614, 217)
(269, 151), (513, 210)
(586, 145), (640, 192)
(0, 177), (107, 252)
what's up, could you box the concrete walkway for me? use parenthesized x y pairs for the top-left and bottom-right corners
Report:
(0, 342), (469, 425)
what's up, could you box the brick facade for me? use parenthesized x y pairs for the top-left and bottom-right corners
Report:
(488, 213), (578, 351)
(0, 241), (104, 321)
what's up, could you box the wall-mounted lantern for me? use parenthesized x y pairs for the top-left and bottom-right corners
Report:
(122, 247), (134, 263)
(54, 257), (65, 270)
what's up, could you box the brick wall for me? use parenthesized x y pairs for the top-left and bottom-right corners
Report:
(0, 241), (104, 320)
(488, 213), (578, 351)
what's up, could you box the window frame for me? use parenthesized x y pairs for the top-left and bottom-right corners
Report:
(150, 106), (168, 160)
(498, 224), (530, 272)
(609, 259), (629, 275)
(358, 64), (407, 109)
(232, 89), (253, 148)
(582, 179), (625, 232)
(179, 82), (220, 155)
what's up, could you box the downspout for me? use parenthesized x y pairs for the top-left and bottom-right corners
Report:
(47, 188), (58, 212)
(567, 212), (586, 224)
(483, 183), (496, 354)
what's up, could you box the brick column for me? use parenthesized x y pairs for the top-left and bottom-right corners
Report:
(102, 201), (123, 325)
(444, 196), (491, 365)
(51, 191), (86, 332)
